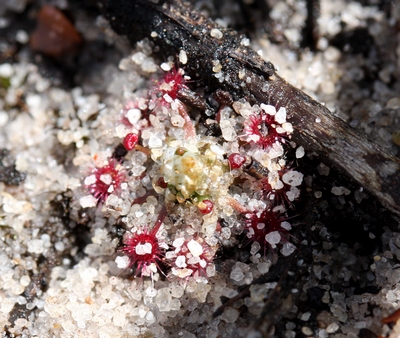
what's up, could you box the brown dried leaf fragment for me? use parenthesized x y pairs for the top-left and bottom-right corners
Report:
(30, 5), (82, 58)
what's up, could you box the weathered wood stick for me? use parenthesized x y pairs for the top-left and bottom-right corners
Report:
(104, 0), (400, 215)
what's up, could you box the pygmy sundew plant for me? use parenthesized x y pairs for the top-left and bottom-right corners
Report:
(79, 52), (305, 283)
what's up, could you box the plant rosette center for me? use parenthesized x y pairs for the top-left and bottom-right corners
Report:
(159, 142), (227, 204)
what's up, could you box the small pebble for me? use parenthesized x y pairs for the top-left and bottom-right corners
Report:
(326, 322), (339, 333)
(179, 50), (188, 65)
(301, 326), (313, 336)
(210, 28), (223, 39)
(392, 130), (400, 146)
(317, 162), (330, 176)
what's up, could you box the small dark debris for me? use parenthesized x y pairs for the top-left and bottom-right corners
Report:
(0, 149), (26, 185)
(306, 286), (328, 311)
(330, 27), (374, 56)
(359, 328), (379, 338)
(112, 143), (128, 162)
(353, 285), (381, 295)
(204, 122), (222, 137)
(50, 190), (73, 225)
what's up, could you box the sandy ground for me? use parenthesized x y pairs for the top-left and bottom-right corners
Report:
(1, 1), (400, 337)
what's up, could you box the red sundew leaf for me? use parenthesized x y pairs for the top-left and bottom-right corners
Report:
(121, 205), (168, 276)
(160, 67), (186, 100)
(167, 237), (217, 279)
(151, 67), (188, 107)
(244, 209), (290, 251)
(244, 112), (286, 149)
(85, 159), (127, 204)
(122, 227), (164, 276)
